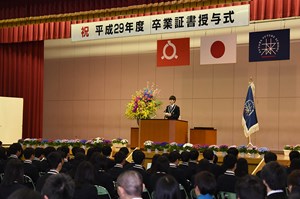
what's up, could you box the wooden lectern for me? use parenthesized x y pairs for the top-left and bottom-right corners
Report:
(136, 119), (188, 148)
(190, 127), (217, 145)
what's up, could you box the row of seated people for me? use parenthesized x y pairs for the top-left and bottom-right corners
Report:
(1, 142), (300, 199)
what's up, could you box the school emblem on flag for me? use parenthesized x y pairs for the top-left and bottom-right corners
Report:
(200, 34), (236, 65)
(157, 38), (190, 67)
(249, 29), (290, 62)
(242, 82), (259, 138)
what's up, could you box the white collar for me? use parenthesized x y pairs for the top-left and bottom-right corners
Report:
(24, 160), (32, 164)
(267, 190), (284, 196)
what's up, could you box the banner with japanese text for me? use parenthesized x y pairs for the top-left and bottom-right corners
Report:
(72, 4), (249, 41)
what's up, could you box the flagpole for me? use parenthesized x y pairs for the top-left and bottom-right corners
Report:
(247, 77), (254, 148)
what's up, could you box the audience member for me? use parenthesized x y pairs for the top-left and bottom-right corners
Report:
(41, 173), (75, 199)
(67, 152), (85, 178)
(203, 149), (222, 179)
(235, 158), (248, 178)
(23, 147), (39, 183)
(108, 151), (126, 181)
(0, 159), (26, 199)
(73, 161), (98, 199)
(57, 146), (72, 173)
(146, 154), (161, 175)
(235, 175), (266, 199)
(217, 154), (237, 193)
(36, 151), (64, 192)
(287, 158), (300, 175)
(0, 146), (7, 173)
(227, 147), (239, 158)
(189, 149), (200, 180)
(0, 141), (2, 147)
(32, 147), (45, 173)
(40, 146), (56, 172)
(119, 147), (130, 166)
(7, 188), (43, 199)
(116, 170), (143, 199)
(194, 171), (217, 199)
(7, 143), (22, 159)
(154, 174), (181, 199)
(287, 170), (300, 194)
(102, 145), (115, 170)
(178, 151), (191, 180)
(261, 161), (287, 199)
(256, 152), (277, 178)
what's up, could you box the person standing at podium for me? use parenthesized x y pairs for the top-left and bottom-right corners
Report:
(164, 95), (180, 120)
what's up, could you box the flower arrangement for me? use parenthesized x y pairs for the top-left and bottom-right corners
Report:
(152, 142), (163, 151)
(144, 140), (154, 150)
(293, 145), (300, 151)
(237, 145), (248, 153)
(284, 145), (293, 150)
(247, 146), (258, 154)
(209, 145), (219, 152)
(112, 138), (128, 145)
(125, 82), (162, 120)
(258, 147), (269, 155)
(194, 144), (209, 153)
(219, 144), (228, 152)
(183, 143), (194, 151)
(169, 142), (179, 151)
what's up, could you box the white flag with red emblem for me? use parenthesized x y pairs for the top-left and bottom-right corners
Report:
(200, 34), (237, 65)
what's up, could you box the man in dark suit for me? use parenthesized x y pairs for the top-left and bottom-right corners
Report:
(217, 154), (237, 193)
(108, 151), (126, 181)
(23, 147), (39, 183)
(164, 95), (180, 120)
(261, 161), (287, 199)
(203, 149), (223, 179)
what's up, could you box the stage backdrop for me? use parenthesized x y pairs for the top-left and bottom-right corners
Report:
(44, 19), (300, 151)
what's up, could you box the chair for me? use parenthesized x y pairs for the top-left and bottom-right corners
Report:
(23, 175), (36, 190)
(95, 185), (112, 199)
(142, 187), (151, 199)
(179, 184), (189, 199)
(218, 191), (236, 199)
(190, 188), (197, 199)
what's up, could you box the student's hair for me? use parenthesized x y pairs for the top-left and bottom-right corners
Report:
(289, 158), (300, 173)
(102, 145), (112, 156)
(58, 146), (69, 158)
(227, 147), (239, 158)
(169, 95), (176, 101)
(114, 151), (126, 164)
(222, 154), (237, 170)
(235, 158), (249, 177)
(43, 146), (56, 158)
(203, 149), (214, 161)
(198, 159), (210, 172)
(132, 150), (145, 165)
(264, 152), (277, 163)
(7, 143), (22, 156)
(119, 147), (129, 156)
(154, 175), (181, 199)
(149, 154), (161, 173)
(89, 152), (108, 170)
(42, 174), (75, 199)
(190, 149), (199, 161)
(168, 151), (180, 163)
(117, 170), (143, 197)
(2, 159), (24, 185)
(0, 146), (7, 160)
(74, 161), (95, 185)
(180, 151), (190, 162)
(289, 151), (300, 162)
(194, 171), (216, 195)
(235, 175), (266, 199)
(23, 147), (35, 159)
(288, 170), (300, 194)
(35, 147), (44, 158)
(156, 156), (170, 173)
(7, 188), (43, 199)
(261, 161), (287, 190)
(47, 152), (63, 169)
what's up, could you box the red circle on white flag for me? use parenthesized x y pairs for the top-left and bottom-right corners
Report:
(210, 41), (225, 58)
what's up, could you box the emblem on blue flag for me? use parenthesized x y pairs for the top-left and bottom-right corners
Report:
(242, 82), (259, 137)
(249, 29), (290, 62)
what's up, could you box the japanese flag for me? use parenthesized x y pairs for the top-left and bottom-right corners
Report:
(200, 34), (237, 65)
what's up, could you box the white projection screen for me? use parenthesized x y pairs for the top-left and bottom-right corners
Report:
(0, 97), (23, 144)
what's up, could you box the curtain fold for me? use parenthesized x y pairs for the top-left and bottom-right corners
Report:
(0, 41), (44, 138)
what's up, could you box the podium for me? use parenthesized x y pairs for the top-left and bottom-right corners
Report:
(190, 127), (217, 145)
(136, 119), (188, 148)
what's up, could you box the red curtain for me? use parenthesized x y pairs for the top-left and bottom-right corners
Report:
(0, 41), (44, 139)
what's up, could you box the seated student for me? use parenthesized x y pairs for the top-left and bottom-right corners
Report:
(67, 152), (85, 179)
(189, 149), (200, 180)
(146, 154), (161, 175)
(194, 171), (217, 199)
(36, 151), (64, 192)
(0, 146), (7, 173)
(235, 158), (248, 178)
(235, 175), (266, 199)
(203, 149), (222, 179)
(178, 151), (191, 180)
(227, 147), (239, 158)
(119, 147), (130, 167)
(102, 145), (115, 170)
(126, 150), (148, 186)
(287, 170), (300, 195)
(116, 170), (143, 199)
(0, 159), (26, 199)
(148, 156), (170, 193)
(154, 175), (181, 199)
(41, 173), (75, 199)
(261, 161), (287, 199)
(108, 151), (126, 181)
(32, 147), (44, 173)
(217, 154), (237, 193)
(256, 152), (277, 178)
(73, 161), (98, 199)
(23, 147), (39, 183)
(57, 146), (72, 173)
